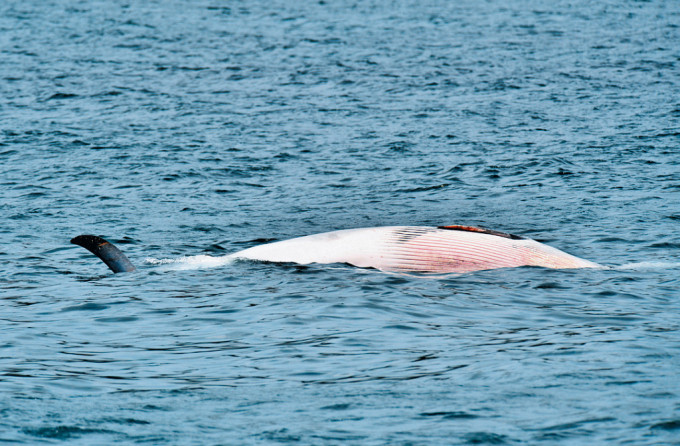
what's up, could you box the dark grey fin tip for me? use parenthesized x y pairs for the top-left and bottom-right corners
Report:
(437, 225), (525, 240)
(71, 235), (136, 273)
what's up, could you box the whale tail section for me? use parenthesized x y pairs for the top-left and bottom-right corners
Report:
(71, 235), (136, 273)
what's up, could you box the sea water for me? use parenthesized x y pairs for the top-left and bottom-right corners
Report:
(2, 0), (680, 444)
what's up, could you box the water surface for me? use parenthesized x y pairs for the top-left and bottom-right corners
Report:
(2, 0), (680, 444)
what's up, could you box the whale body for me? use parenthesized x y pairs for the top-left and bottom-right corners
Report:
(72, 225), (599, 274)
(228, 225), (600, 273)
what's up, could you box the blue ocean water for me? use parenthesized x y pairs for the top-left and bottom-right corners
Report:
(2, 0), (680, 443)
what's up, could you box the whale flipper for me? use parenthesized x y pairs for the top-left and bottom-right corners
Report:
(71, 235), (136, 273)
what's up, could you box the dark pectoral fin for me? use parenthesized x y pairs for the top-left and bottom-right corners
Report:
(71, 235), (136, 273)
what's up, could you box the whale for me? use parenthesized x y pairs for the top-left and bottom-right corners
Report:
(71, 225), (599, 274)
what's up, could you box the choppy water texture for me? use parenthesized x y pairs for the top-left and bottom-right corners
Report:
(2, 0), (680, 444)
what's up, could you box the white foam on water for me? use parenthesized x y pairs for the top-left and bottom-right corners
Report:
(615, 261), (680, 271)
(144, 254), (236, 270)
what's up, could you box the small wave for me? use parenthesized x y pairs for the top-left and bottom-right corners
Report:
(144, 255), (235, 270)
(615, 261), (680, 270)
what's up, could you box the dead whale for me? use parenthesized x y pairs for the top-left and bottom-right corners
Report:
(71, 225), (599, 274)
